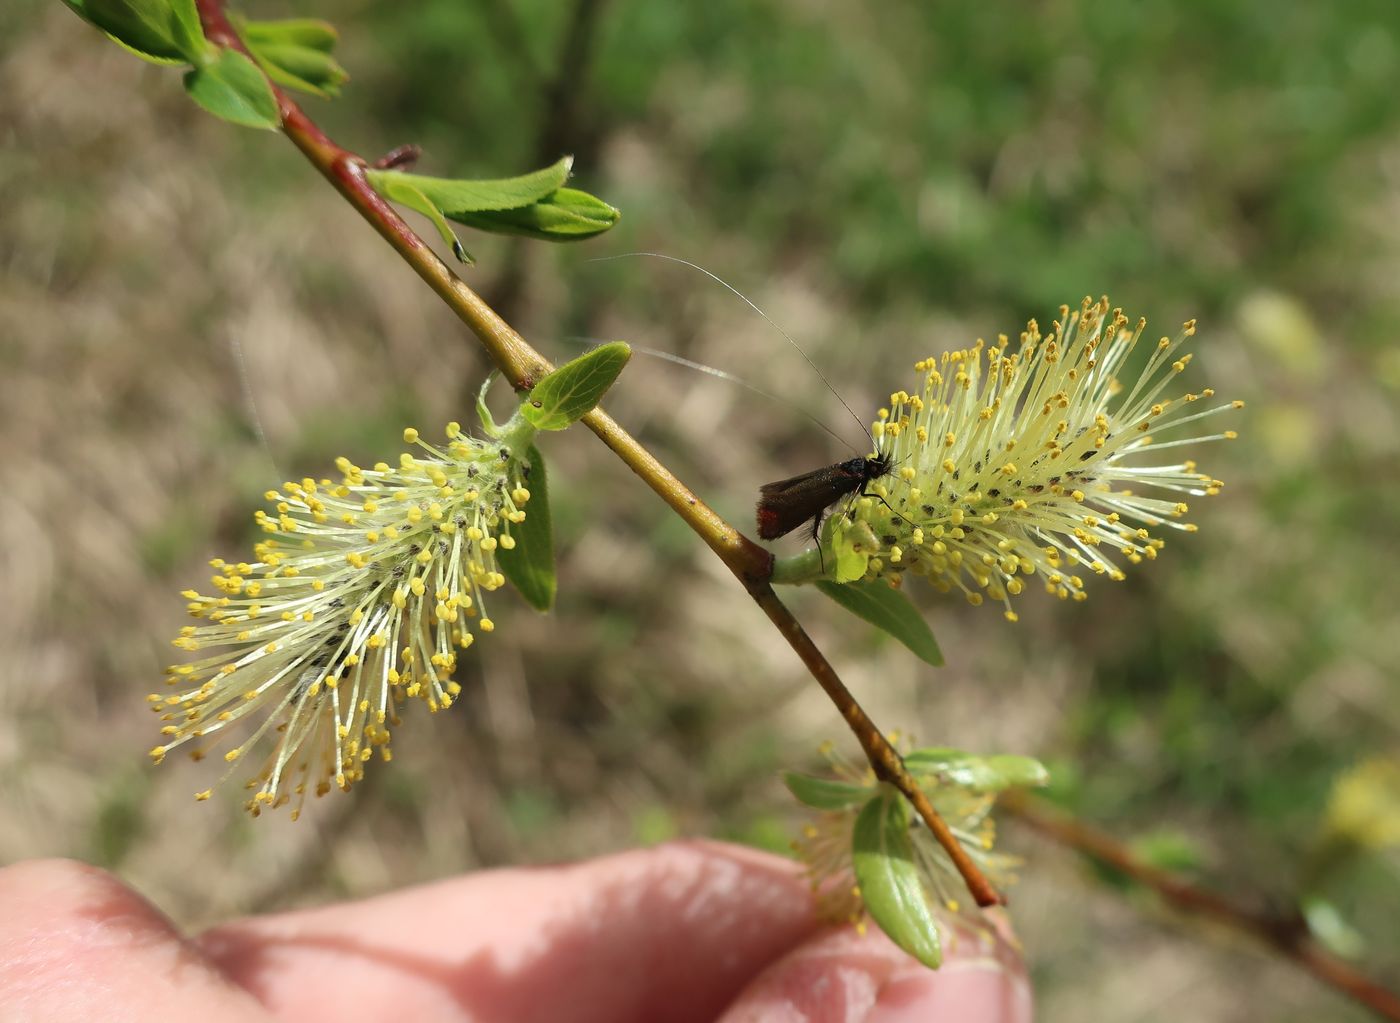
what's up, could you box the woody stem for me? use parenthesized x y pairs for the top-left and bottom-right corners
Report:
(1002, 792), (1400, 1021)
(193, 0), (1001, 908)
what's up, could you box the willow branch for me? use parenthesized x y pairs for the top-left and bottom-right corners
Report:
(192, 0), (1000, 908)
(1002, 791), (1400, 1021)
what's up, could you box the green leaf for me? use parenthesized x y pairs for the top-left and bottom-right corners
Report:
(497, 445), (556, 611)
(71, 0), (208, 65)
(825, 515), (874, 583)
(100, 33), (188, 66)
(903, 748), (1050, 792)
(164, 0), (203, 60)
(233, 15), (345, 98)
(522, 342), (631, 431)
(238, 17), (339, 52)
(1301, 896), (1367, 959)
(370, 158), (572, 216)
(183, 48), (279, 130)
(366, 161), (618, 249)
(246, 41), (348, 98)
(852, 786), (942, 969)
(72, 0), (176, 60)
(372, 175), (472, 263)
(815, 578), (943, 667)
(783, 772), (873, 811)
(449, 187), (620, 241)
(476, 372), (501, 436)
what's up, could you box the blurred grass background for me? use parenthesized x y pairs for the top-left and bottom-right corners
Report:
(3, 0), (1400, 1018)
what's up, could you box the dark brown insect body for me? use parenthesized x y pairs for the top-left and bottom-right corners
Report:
(756, 453), (894, 541)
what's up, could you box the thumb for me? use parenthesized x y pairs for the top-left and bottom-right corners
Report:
(719, 913), (1029, 1023)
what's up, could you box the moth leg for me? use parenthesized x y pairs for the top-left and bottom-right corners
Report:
(810, 512), (828, 575)
(861, 482), (898, 516)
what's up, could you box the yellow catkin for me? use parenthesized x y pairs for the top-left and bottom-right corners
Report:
(159, 422), (532, 816)
(832, 298), (1238, 621)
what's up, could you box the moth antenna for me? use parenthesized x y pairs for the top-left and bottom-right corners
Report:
(559, 336), (856, 453)
(586, 251), (874, 448)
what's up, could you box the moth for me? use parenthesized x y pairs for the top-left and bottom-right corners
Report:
(756, 451), (894, 542)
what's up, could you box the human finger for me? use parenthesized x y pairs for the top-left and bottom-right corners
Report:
(720, 911), (1030, 1023)
(0, 858), (272, 1023)
(201, 840), (824, 1023)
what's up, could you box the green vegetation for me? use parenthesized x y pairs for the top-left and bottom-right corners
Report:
(6, 1), (1399, 1018)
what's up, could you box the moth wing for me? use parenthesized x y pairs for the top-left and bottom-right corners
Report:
(756, 499), (812, 540)
(758, 472), (818, 496)
(755, 459), (868, 540)
(759, 458), (864, 495)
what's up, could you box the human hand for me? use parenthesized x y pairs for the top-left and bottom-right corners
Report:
(0, 841), (1028, 1022)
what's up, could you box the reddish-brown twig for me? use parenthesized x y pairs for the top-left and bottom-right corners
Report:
(1002, 791), (1400, 1021)
(192, 0), (1001, 909)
